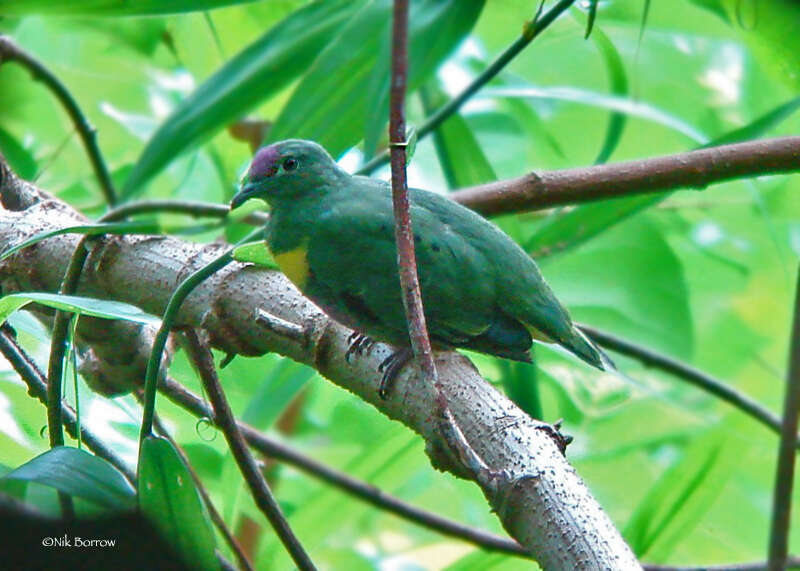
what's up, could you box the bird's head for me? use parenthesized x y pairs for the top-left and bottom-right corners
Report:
(230, 139), (344, 209)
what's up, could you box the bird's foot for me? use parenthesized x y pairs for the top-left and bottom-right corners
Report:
(345, 332), (375, 363)
(377, 347), (413, 399)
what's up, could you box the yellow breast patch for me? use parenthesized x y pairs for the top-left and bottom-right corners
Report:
(273, 241), (310, 290)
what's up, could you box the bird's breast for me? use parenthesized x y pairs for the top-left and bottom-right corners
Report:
(272, 240), (310, 290)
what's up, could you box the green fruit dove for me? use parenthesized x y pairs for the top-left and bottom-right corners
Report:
(230, 140), (613, 396)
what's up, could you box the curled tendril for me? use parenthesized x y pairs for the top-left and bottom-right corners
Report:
(196, 417), (218, 442)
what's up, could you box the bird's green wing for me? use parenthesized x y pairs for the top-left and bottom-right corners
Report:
(407, 186), (610, 369)
(304, 189), (497, 347)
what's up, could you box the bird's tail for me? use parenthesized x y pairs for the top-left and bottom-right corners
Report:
(562, 326), (615, 371)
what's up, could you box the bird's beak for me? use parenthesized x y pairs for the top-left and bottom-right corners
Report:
(230, 181), (258, 211)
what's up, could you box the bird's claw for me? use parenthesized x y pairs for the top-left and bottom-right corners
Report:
(377, 347), (413, 399)
(345, 332), (375, 363)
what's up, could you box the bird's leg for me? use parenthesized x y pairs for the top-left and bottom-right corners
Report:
(377, 347), (413, 399)
(345, 331), (375, 362)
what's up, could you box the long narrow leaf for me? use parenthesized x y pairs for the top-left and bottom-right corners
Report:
(0, 292), (160, 326)
(123, 0), (362, 199)
(269, 0), (484, 158)
(489, 86), (707, 143)
(0, 0), (260, 16)
(590, 27), (629, 164)
(0, 219), (220, 262)
(419, 81), (496, 189)
(138, 436), (217, 571)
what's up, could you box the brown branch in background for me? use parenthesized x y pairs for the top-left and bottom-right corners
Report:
(768, 265), (800, 570)
(0, 36), (117, 206)
(0, 326), (135, 484)
(157, 375), (530, 558)
(452, 136), (800, 216)
(150, 411), (253, 571)
(181, 329), (315, 571)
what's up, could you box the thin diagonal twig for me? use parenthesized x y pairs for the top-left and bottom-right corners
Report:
(644, 556), (800, 571)
(156, 376), (529, 558)
(181, 329), (315, 570)
(579, 325), (795, 446)
(358, 0), (576, 175)
(768, 265), (800, 570)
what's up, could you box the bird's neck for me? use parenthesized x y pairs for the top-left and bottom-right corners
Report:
(265, 172), (352, 253)
(265, 194), (323, 254)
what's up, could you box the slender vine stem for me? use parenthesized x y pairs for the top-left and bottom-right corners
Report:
(0, 326), (135, 484)
(388, 0), (439, 394)
(139, 251), (228, 441)
(138, 226), (261, 443)
(0, 35), (117, 205)
(97, 198), (268, 226)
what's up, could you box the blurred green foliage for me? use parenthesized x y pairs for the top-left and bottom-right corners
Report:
(0, 0), (799, 568)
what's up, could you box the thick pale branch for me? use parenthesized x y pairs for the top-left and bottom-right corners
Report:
(452, 136), (800, 215)
(0, 159), (638, 568)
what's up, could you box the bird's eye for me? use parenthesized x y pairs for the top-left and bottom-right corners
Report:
(282, 157), (298, 172)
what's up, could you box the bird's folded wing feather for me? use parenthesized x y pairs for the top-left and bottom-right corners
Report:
(305, 191), (497, 346)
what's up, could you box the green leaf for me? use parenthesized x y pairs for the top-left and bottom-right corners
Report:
(491, 86), (708, 144)
(0, 0), (261, 16)
(0, 293), (161, 327)
(242, 360), (315, 430)
(724, 0), (800, 92)
(232, 241), (277, 269)
(498, 360), (541, 420)
(419, 81), (496, 189)
(1, 447), (135, 511)
(0, 219), (222, 262)
(710, 96), (800, 146)
(583, 0), (600, 38)
(588, 26), (628, 164)
(688, 0), (730, 23)
(269, 0), (484, 159)
(138, 435), (218, 571)
(0, 128), (36, 180)
(541, 217), (693, 359)
(360, 0), (485, 157)
(123, 0), (362, 199)
(623, 432), (736, 559)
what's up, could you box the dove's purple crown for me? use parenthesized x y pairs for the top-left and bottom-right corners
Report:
(249, 145), (281, 180)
